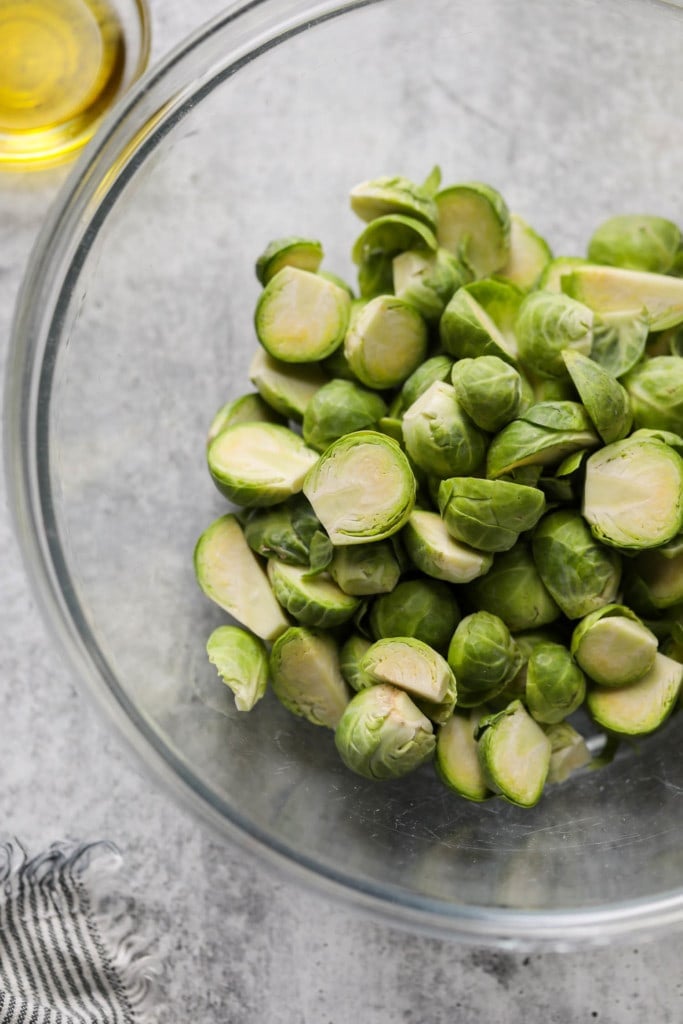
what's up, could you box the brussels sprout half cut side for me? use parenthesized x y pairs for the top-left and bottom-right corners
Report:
(249, 348), (327, 421)
(255, 266), (351, 362)
(207, 392), (285, 447)
(544, 723), (592, 785)
(206, 625), (269, 712)
(270, 627), (351, 729)
(344, 295), (428, 389)
(440, 279), (520, 365)
(562, 265), (683, 331)
(436, 708), (492, 801)
(570, 605), (658, 687)
(361, 636), (456, 705)
(255, 236), (324, 285)
(435, 182), (511, 278)
(477, 700), (552, 808)
(207, 422), (319, 507)
(403, 510), (493, 584)
(497, 213), (552, 291)
(587, 653), (683, 736)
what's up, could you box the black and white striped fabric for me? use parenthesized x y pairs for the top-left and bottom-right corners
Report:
(0, 842), (155, 1024)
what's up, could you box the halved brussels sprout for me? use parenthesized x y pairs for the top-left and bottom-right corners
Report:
(589, 309), (650, 379)
(303, 431), (416, 544)
(561, 349), (633, 444)
(486, 401), (599, 479)
(562, 264), (683, 331)
(369, 578), (461, 654)
(398, 354), (454, 414)
(350, 175), (438, 228)
(249, 348), (327, 420)
(352, 213), (438, 266)
(339, 634), (373, 692)
(267, 558), (361, 628)
(497, 213), (552, 291)
(361, 636), (455, 704)
(302, 378), (387, 452)
(436, 708), (492, 801)
(623, 356), (683, 435)
(207, 422), (318, 507)
(447, 611), (523, 700)
(582, 436), (683, 549)
(544, 723), (592, 785)
(435, 182), (511, 278)
(255, 266), (351, 362)
(438, 476), (545, 553)
(531, 509), (621, 619)
(570, 604), (658, 687)
(270, 626), (350, 728)
(357, 252), (394, 299)
(255, 236), (324, 285)
(450, 355), (525, 433)
(468, 542), (561, 632)
(537, 256), (590, 293)
(329, 540), (401, 596)
(207, 392), (285, 447)
(206, 625), (269, 712)
(402, 381), (487, 478)
(392, 248), (467, 321)
(586, 652), (683, 735)
(587, 215), (681, 274)
(335, 684), (436, 780)
(403, 510), (493, 584)
(477, 700), (551, 807)
(344, 295), (428, 389)
(627, 547), (683, 610)
(439, 279), (521, 364)
(194, 515), (289, 641)
(516, 291), (594, 379)
(244, 494), (324, 566)
(524, 641), (586, 724)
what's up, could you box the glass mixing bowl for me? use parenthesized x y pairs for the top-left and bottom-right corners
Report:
(6, 0), (683, 948)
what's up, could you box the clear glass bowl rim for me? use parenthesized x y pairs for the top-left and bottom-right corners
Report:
(6, 0), (683, 949)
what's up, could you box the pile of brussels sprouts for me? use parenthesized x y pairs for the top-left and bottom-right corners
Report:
(194, 168), (683, 808)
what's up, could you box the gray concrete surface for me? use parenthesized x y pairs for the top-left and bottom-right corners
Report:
(1, 1), (682, 1021)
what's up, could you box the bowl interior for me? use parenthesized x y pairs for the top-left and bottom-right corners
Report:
(10, 0), (683, 943)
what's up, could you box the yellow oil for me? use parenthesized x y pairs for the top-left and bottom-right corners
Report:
(0, 0), (126, 167)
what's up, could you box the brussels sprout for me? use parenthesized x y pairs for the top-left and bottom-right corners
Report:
(586, 652), (683, 736)
(402, 382), (487, 478)
(398, 354), (454, 413)
(344, 294), (428, 389)
(623, 356), (683, 435)
(435, 182), (511, 278)
(531, 509), (621, 619)
(587, 215), (681, 274)
(438, 477), (545, 553)
(392, 248), (467, 320)
(450, 355), (525, 433)
(436, 708), (492, 801)
(249, 348), (327, 420)
(194, 515), (289, 641)
(540, 448), (590, 506)
(255, 236), (324, 285)
(413, 671), (459, 726)
(244, 494), (324, 566)
(589, 309), (650, 379)
(303, 431), (416, 545)
(357, 252), (394, 299)
(207, 422), (318, 507)
(377, 417), (404, 445)
(350, 175), (438, 228)
(267, 559), (361, 628)
(334, 684), (436, 780)
(255, 266), (351, 362)
(582, 436), (683, 549)
(352, 213), (438, 266)
(329, 540), (401, 596)
(544, 723), (592, 785)
(515, 291), (594, 379)
(537, 256), (590, 293)
(270, 626), (350, 728)
(562, 265), (683, 331)
(369, 578), (461, 654)
(361, 636), (456, 704)
(486, 401), (599, 479)
(319, 270), (355, 297)
(207, 392), (285, 447)
(447, 612), (523, 702)
(627, 547), (683, 610)
(561, 349), (633, 443)
(477, 700), (552, 807)
(497, 214), (552, 291)
(339, 634), (373, 691)
(206, 625), (269, 712)
(570, 604), (658, 687)
(439, 279), (521, 364)
(403, 510), (493, 584)
(302, 379), (387, 452)
(468, 542), (561, 632)
(524, 641), (586, 724)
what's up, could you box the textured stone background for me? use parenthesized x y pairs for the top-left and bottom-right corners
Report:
(1, 1), (683, 1021)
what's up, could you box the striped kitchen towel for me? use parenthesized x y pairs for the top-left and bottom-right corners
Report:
(0, 841), (157, 1024)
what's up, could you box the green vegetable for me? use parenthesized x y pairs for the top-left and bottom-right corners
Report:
(450, 355), (525, 433)
(207, 422), (318, 507)
(622, 356), (683, 435)
(477, 700), (551, 807)
(393, 247), (467, 320)
(438, 476), (545, 553)
(350, 175), (438, 228)
(369, 578), (461, 654)
(255, 236), (324, 285)
(435, 181), (511, 278)
(486, 401), (600, 479)
(440, 278), (521, 364)
(562, 264), (683, 331)
(524, 641), (586, 724)
(398, 354), (454, 413)
(626, 547), (683, 610)
(587, 653), (683, 736)
(302, 378), (387, 452)
(270, 627), (350, 728)
(207, 392), (285, 447)
(436, 708), (492, 801)
(589, 309), (649, 379)
(447, 612), (523, 705)
(344, 294), (428, 389)
(402, 381), (487, 478)
(339, 634), (373, 692)
(587, 215), (681, 274)
(497, 213), (552, 290)
(561, 349), (633, 443)
(255, 266), (351, 362)
(516, 291), (594, 379)
(361, 636), (456, 705)
(244, 494), (325, 566)
(249, 347), (327, 420)
(570, 604), (658, 687)
(206, 625), (269, 712)
(402, 509), (493, 584)
(329, 540), (401, 596)
(334, 684), (436, 779)
(267, 558), (361, 628)
(468, 542), (561, 632)
(544, 722), (592, 785)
